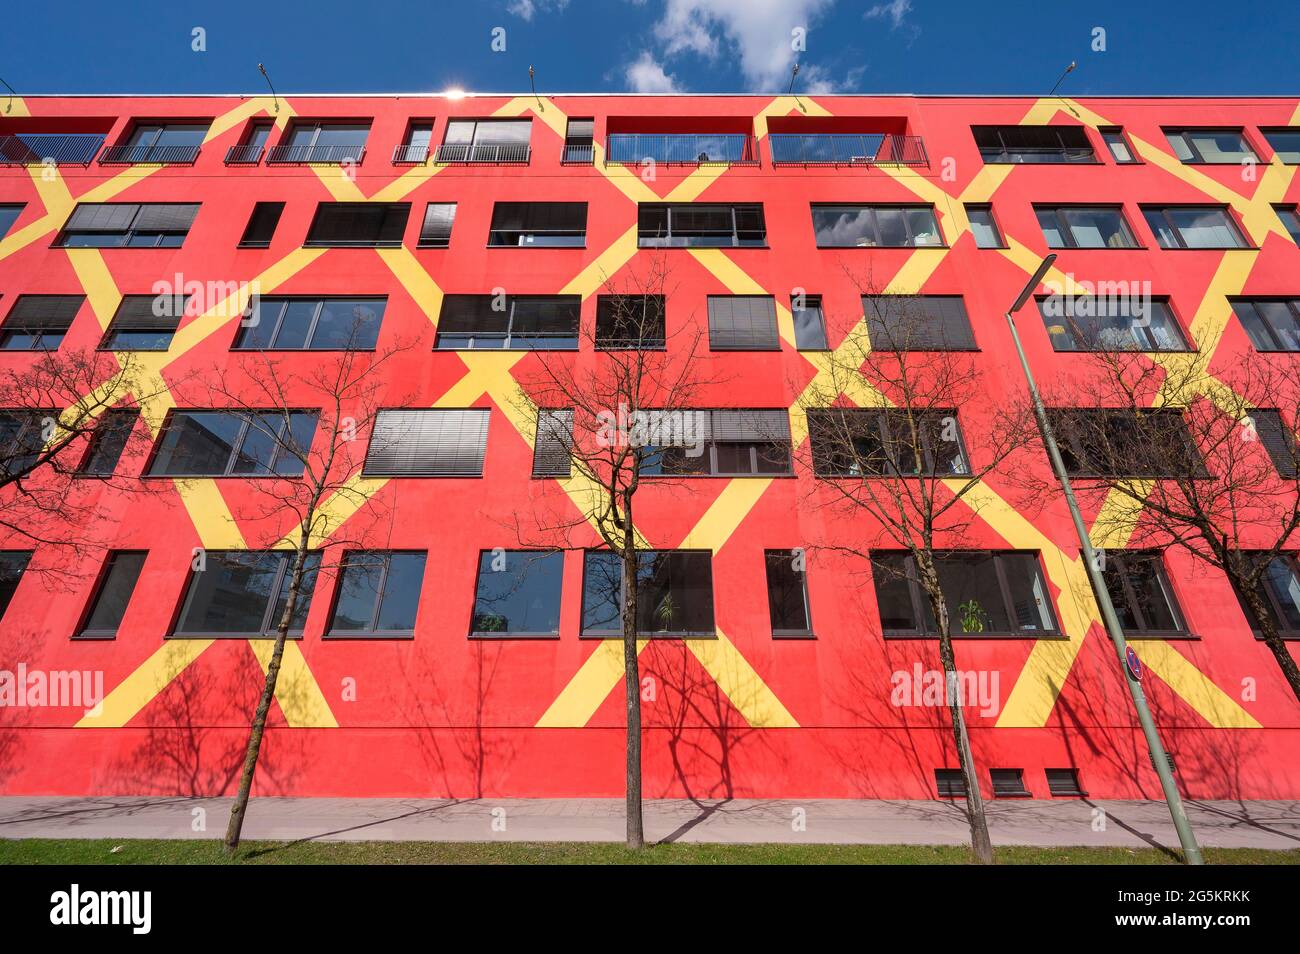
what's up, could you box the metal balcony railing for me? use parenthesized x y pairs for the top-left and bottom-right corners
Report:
(433, 142), (531, 164)
(224, 143), (264, 165)
(99, 143), (202, 164)
(605, 133), (758, 166)
(561, 143), (594, 165)
(266, 144), (366, 164)
(0, 133), (105, 166)
(392, 143), (430, 164)
(769, 133), (928, 167)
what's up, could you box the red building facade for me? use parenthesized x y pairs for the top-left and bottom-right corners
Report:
(0, 92), (1298, 801)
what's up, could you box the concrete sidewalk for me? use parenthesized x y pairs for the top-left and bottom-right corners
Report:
(1, 797), (1298, 850)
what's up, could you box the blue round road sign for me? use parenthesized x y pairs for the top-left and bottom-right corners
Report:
(1125, 645), (1143, 681)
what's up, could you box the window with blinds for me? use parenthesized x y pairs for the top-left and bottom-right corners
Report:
(532, 409), (574, 477)
(638, 203), (766, 247)
(305, 202), (410, 247)
(488, 202), (587, 247)
(55, 203), (199, 248)
(640, 408), (792, 476)
(707, 295), (779, 350)
(417, 203), (457, 248)
(435, 294), (580, 350)
(1046, 408), (1202, 478)
(363, 409), (490, 476)
(100, 294), (188, 351)
(238, 202), (285, 248)
(0, 295), (84, 350)
(862, 295), (976, 350)
(1251, 409), (1298, 478)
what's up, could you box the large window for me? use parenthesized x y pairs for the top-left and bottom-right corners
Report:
(148, 410), (317, 477)
(972, 125), (1095, 163)
(1035, 206), (1138, 249)
(871, 551), (1059, 637)
(639, 408), (792, 476)
(707, 295), (779, 350)
(327, 551), (427, 637)
(438, 119), (532, 163)
(1165, 128), (1257, 164)
(488, 202), (587, 247)
(1101, 551), (1187, 637)
(100, 294), (187, 351)
(0, 295), (84, 351)
(1236, 553), (1300, 638)
(812, 204), (942, 248)
(595, 295), (665, 349)
(0, 551), (32, 622)
(271, 122), (369, 164)
(234, 297), (385, 350)
(104, 123), (207, 164)
(862, 295), (976, 350)
(305, 202), (410, 247)
(765, 549), (812, 637)
(809, 408), (970, 477)
(173, 551), (320, 637)
(1047, 408), (1201, 478)
(435, 295), (579, 350)
(77, 551), (147, 638)
(470, 550), (564, 636)
(363, 409), (489, 476)
(55, 203), (199, 248)
(1229, 299), (1300, 352)
(1037, 296), (1189, 352)
(1262, 128), (1300, 164)
(638, 204), (765, 248)
(1143, 206), (1248, 249)
(582, 550), (715, 637)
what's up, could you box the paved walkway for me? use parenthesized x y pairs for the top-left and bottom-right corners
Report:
(1, 797), (1298, 850)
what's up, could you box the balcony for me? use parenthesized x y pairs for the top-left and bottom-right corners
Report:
(392, 143), (430, 164)
(769, 133), (928, 167)
(433, 142), (531, 164)
(0, 133), (105, 166)
(99, 143), (201, 165)
(267, 144), (365, 165)
(224, 143), (264, 165)
(605, 133), (758, 166)
(561, 143), (594, 165)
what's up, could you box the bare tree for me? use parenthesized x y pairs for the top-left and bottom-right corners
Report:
(512, 256), (713, 849)
(796, 277), (1039, 864)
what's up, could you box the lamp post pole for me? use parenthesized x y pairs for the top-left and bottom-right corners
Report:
(1004, 254), (1204, 865)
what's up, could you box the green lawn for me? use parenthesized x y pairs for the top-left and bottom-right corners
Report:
(1, 839), (1297, 865)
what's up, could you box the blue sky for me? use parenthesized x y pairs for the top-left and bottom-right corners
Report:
(2, 0), (1297, 97)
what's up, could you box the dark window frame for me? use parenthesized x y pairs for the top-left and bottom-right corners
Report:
(145, 409), (317, 478)
(1099, 126), (1140, 164)
(170, 550), (321, 639)
(75, 408), (140, 478)
(54, 202), (199, 249)
(972, 125), (1097, 164)
(1036, 294), (1192, 353)
(232, 296), (386, 351)
(639, 408), (793, 478)
(765, 549), (813, 638)
(303, 202), (410, 248)
(98, 294), (188, 352)
(435, 294), (580, 351)
(1261, 128), (1300, 165)
(580, 549), (717, 639)
(638, 203), (767, 248)
(1164, 127), (1259, 165)
(74, 550), (147, 639)
(1229, 298), (1300, 352)
(417, 202), (457, 248)
(811, 203), (945, 249)
(1142, 204), (1251, 250)
(0, 550), (34, 622)
(862, 294), (978, 352)
(324, 550), (427, 638)
(487, 202), (587, 248)
(1274, 204), (1300, 244)
(791, 293), (829, 350)
(1103, 550), (1190, 639)
(808, 408), (972, 478)
(595, 294), (667, 350)
(1048, 407), (1204, 479)
(0, 294), (84, 351)
(469, 549), (565, 638)
(965, 203), (1007, 249)
(237, 201), (285, 248)
(361, 407), (490, 477)
(1034, 204), (1140, 249)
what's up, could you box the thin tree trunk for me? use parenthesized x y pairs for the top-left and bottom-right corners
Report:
(621, 514), (645, 850)
(224, 540), (309, 853)
(1238, 580), (1300, 704)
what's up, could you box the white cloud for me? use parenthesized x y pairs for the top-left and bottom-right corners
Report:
(864, 0), (912, 30)
(800, 63), (865, 95)
(625, 51), (683, 93)
(507, 0), (569, 21)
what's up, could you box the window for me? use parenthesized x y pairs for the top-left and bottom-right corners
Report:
(1037, 295), (1189, 352)
(1100, 127), (1138, 163)
(238, 202), (284, 248)
(305, 202), (410, 247)
(438, 119), (532, 163)
(148, 410), (317, 477)
(765, 550), (811, 637)
(76, 551), (146, 638)
(965, 204), (1005, 248)
(582, 550), (715, 637)
(1230, 298), (1300, 351)
(707, 295), (779, 350)
(871, 551), (1059, 637)
(363, 408), (489, 476)
(596, 295), (666, 349)
(812, 204), (942, 248)
(271, 122), (369, 164)
(100, 294), (187, 351)
(808, 408), (971, 477)
(562, 118), (594, 164)
(470, 550), (564, 636)
(1035, 205), (1138, 249)
(435, 295), (579, 350)
(638, 203), (766, 248)
(327, 551), (427, 636)
(55, 203), (199, 248)
(1045, 768), (1086, 796)
(972, 125), (1095, 163)
(488, 202), (587, 247)
(394, 122), (433, 163)
(1236, 553), (1300, 638)
(532, 409), (573, 477)
(78, 409), (139, 476)
(1143, 206), (1248, 249)
(1273, 205), (1300, 243)
(233, 297), (385, 350)
(417, 203), (456, 248)
(173, 550), (321, 637)
(0, 551), (33, 621)
(0, 410), (52, 480)
(862, 295), (976, 350)
(226, 121), (272, 164)
(0, 204), (23, 238)
(1102, 551), (1187, 637)
(990, 769), (1030, 797)
(104, 123), (207, 163)
(1252, 409), (1298, 478)
(640, 408), (792, 477)
(791, 294), (828, 350)
(0, 295), (83, 350)
(1262, 128), (1300, 164)
(1047, 408), (1201, 478)
(934, 769), (966, 797)
(1165, 128), (1257, 164)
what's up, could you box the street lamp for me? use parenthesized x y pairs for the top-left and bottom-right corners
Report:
(1004, 254), (1204, 865)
